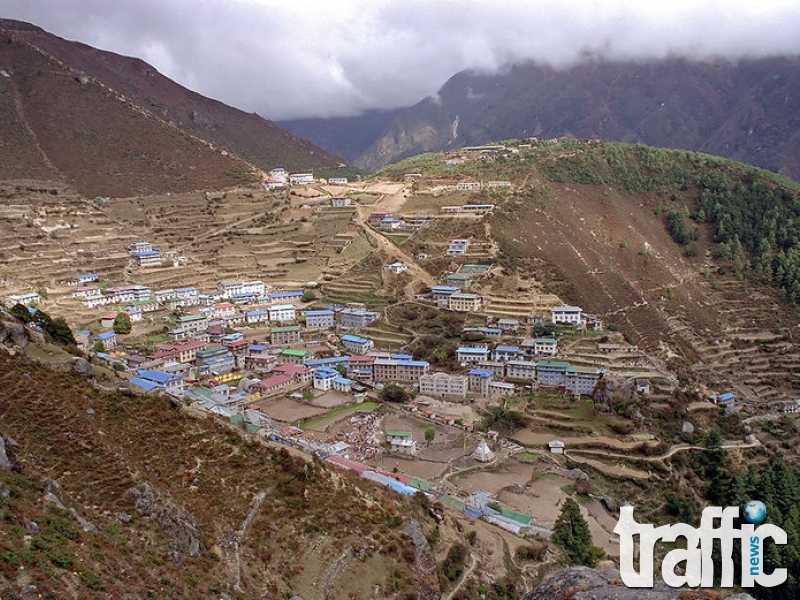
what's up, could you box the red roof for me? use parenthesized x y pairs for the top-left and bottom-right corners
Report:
(258, 374), (292, 389)
(273, 363), (308, 375)
(349, 355), (376, 364)
(175, 340), (207, 351)
(326, 455), (368, 475)
(214, 303), (234, 309)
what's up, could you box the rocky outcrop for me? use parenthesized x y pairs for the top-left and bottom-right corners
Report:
(403, 519), (440, 600)
(129, 484), (206, 556)
(523, 567), (756, 600)
(72, 357), (95, 379)
(0, 431), (17, 471)
(0, 319), (29, 350)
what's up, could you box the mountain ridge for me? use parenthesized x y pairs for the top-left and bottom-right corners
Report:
(0, 19), (343, 197)
(282, 57), (800, 180)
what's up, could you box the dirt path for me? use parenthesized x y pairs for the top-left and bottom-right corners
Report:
(351, 192), (436, 298)
(443, 553), (476, 600)
(561, 437), (761, 481)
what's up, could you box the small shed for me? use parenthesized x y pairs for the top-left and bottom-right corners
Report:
(548, 440), (565, 454)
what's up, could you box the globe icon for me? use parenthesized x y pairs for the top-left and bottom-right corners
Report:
(744, 500), (767, 524)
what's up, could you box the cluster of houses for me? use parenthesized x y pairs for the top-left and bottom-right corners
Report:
(263, 168), (350, 191)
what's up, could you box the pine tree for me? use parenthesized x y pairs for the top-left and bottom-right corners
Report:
(551, 497), (605, 567)
(113, 312), (132, 335)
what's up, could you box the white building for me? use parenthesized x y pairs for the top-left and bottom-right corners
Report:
(331, 196), (352, 207)
(384, 262), (408, 275)
(551, 305), (583, 325)
(387, 430), (417, 456)
(419, 372), (468, 398)
(268, 304), (296, 322)
(6, 292), (41, 307)
(289, 173), (314, 185)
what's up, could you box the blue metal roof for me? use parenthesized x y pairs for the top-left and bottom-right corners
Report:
(137, 370), (177, 384)
(270, 291), (303, 298)
(305, 356), (350, 367)
(97, 331), (116, 340)
(306, 309), (334, 316)
(334, 377), (355, 385)
(457, 347), (489, 354)
(129, 378), (160, 392)
(469, 369), (494, 377)
(249, 344), (267, 351)
(132, 250), (160, 257)
(399, 360), (428, 367)
(495, 345), (520, 353)
(342, 334), (370, 344)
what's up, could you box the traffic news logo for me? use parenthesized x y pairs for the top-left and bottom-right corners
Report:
(613, 500), (788, 588)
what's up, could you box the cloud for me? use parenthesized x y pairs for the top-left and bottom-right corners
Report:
(3, 0), (800, 119)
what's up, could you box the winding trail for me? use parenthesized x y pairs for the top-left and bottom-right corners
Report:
(562, 437), (761, 480)
(443, 553), (477, 600)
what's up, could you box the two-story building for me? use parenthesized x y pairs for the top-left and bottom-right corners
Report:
(386, 430), (417, 455)
(448, 293), (483, 312)
(492, 345), (520, 362)
(280, 348), (308, 365)
(341, 334), (374, 355)
(268, 304), (295, 322)
(174, 340), (207, 363)
(551, 305), (583, 326)
(339, 308), (380, 328)
(533, 338), (558, 356)
(305, 309), (335, 328)
(456, 346), (490, 366)
(313, 367), (338, 391)
(270, 325), (302, 346)
(246, 309), (270, 324)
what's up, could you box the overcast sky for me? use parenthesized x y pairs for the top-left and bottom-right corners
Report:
(4, 1), (800, 120)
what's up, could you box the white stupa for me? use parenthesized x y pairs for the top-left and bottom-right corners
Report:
(472, 440), (495, 463)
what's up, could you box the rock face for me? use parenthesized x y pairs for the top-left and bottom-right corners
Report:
(0, 432), (16, 471)
(0, 319), (29, 349)
(402, 519), (440, 600)
(523, 567), (756, 600)
(72, 357), (95, 379)
(129, 484), (206, 556)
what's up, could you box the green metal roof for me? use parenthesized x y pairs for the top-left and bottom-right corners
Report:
(271, 325), (301, 333)
(281, 349), (307, 357)
(386, 430), (412, 438)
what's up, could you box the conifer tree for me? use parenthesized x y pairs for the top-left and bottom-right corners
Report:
(551, 497), (605, 567)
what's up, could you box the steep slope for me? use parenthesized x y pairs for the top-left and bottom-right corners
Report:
(0, 348), (442, 600)
(311, 58), (800, 180)
(0, 19), (342, 197)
